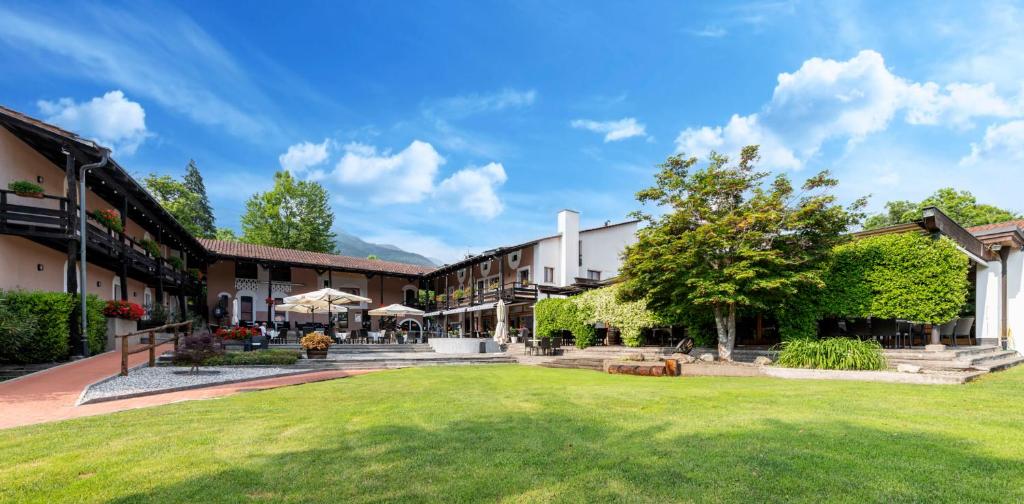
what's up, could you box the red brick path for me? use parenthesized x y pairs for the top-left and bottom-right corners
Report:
(0, 345), (375, 430)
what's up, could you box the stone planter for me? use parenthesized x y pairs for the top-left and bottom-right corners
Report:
(306, 349), (329, 359)
(14, 191), (44, 199)
(106, 318), (138, 351)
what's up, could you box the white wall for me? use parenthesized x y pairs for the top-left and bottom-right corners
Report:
(976, 260), (1002, 347)
(1006, 250), (1024, 352)
(557, 210), (580, 285)
(534, 239), (561, 287)
(579, 223), (638, 280)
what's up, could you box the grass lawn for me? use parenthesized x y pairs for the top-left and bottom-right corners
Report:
(2, 365), (1024, 503)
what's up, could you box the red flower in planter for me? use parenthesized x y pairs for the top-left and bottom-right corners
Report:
(102, 300), (144, 321)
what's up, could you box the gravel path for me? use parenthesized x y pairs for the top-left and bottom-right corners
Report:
(81, 366), (309, 404)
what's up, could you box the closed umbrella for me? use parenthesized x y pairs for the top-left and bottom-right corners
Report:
(494, 298), (508, 344)
(231, 298), (240, 325)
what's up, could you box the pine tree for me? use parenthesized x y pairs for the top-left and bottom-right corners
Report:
(183, 160), (216, 238)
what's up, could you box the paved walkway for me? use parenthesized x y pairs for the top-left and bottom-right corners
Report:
(0, 345), (375, 430)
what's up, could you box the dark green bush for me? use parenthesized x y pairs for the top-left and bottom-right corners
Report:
(0, 291), (108, 363)
(0, 301), (38, 362)
(0, 290), (74, 362)
(199, 349), (301, 366)
(776, 338), (886, 371)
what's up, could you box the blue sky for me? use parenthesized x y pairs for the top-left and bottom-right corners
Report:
(2, 1), (1023, 262)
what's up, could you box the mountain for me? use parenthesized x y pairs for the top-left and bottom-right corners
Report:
(335, 231), (439, 267)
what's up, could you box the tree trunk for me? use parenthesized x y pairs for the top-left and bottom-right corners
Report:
(713, 303), (737, 361)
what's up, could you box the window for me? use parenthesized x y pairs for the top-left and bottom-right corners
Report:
(336, 310), (349, 329)
(544, 267), (554, 283)
(404, 288), (417, 305)
(579, 240), (583, 267)
(270, 266), (291, 283)
(235, 261), (258, 279)
(518, 268), (530, 284)
(587, 270), (601, 281)
(240, 296), (253, 321)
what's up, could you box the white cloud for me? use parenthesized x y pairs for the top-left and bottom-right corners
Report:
(37, 90), (149, 155)
(675, 50), (1024, 169)
(431, 88), (537, 118)
(278, 139), (330, 179)
(435, 163), (508, 219)
(961, 120), (1024, 166)
(332, 140), (444, 203)
(0, 3), (284, 139)
(683, 25), (728, 38)
(571, 117), (648, 142)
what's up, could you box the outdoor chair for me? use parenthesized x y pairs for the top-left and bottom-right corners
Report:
(845, 319), (872, 340)
(551, 336), (563, 356)
(871, 318), (900, 348)
(953, 317), (975, 346)
(539, 337), (551, 356)
(525, 337), (535, 355)
(939, 320), (957, 346)
(818, 318), (845, 338)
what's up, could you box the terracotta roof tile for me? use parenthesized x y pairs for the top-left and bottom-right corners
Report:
(966, 219), (1024, 234)
(199, 239), (435, 276)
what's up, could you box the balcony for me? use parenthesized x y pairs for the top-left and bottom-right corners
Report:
(0, 189), (201, 293)
(423, 282), (538, 313)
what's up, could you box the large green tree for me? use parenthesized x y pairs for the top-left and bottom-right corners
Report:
(619, 146), (864, 360)
(863, 188), (1019, 230)
(182, 160), (216, 238)
(144, 174), (212, 239)
(240, 171), (337, 253)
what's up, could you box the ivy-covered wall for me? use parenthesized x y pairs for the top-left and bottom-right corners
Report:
(535, 285), (663, 348)
(775, 232), (970, 339)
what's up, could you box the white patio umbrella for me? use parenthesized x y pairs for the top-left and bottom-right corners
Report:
(231, 298), (240, 325)
(494, 298), (508, 344)
(285, 287), (371, 327)
(275, 301), (348, 324)
(285, 287), (371, 306)
(368, 303), (425, 333)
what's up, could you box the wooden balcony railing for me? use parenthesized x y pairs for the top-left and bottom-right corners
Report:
(1, 190), (200, 291)
(423, 282), (538, 312)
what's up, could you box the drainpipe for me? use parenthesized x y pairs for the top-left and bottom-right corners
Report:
(78, 149), (110, 357)
(1000, 246), (1009, 349)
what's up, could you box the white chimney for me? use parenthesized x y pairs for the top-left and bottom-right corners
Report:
(557, 209), (580, 286)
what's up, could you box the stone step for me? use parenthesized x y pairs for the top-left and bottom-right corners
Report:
(294, 356), (517, 370)
(884, 346), (1000, 361)
(962, 350), (1020, 366)
(887, 350), (1022, 371)
(975, 354), (1024, 372)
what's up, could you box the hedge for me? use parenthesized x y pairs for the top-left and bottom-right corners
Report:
(0, 290), (107, 363)
(534, 298), (596, 348)
(821, 233), (969, 324)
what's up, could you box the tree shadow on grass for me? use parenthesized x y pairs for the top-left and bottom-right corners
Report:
(106, 411), (1022, 503)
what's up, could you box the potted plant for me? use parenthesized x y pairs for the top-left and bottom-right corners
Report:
(7, 180), (44, 198)
(139, 238), (160, 258)
(167, 256), (184, 270)
(300, 332), (332, 359)
(91, 208), (124, 233)
(103, 300), (145, 349)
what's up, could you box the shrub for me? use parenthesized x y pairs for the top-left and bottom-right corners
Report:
(201, 349), (301, 366)
(91, 209), (123, 233)
(0, 301), (38, 361)
(103, 300), (145, 320)
(173, 330), (224, 372)
(82, 294), (107, 355)
(8, 180), (44, 195)
(300, 332), (332, 350)
(144, 303), (169, 326)
(775, 338), (886, 371)
(0, 290), (74, 362)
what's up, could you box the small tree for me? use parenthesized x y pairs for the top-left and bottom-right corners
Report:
(240, 171), (337, 253)
(620, 146), (863, 360)
(173, 330), (223, 373)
